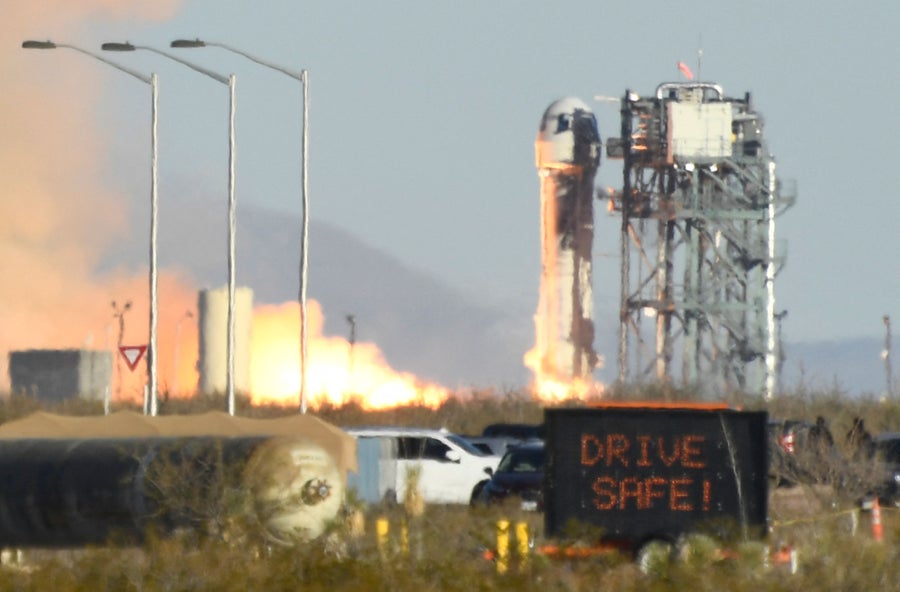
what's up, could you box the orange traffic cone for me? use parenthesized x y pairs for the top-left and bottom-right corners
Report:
(872, 498), (884, 542)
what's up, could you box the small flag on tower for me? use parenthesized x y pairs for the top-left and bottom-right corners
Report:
(677, 61), (694, 80)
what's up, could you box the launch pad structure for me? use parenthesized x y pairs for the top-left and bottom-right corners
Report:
(605, 82), (795, 398)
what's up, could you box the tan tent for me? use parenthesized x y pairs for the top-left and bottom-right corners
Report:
(0, 411), (357, 475)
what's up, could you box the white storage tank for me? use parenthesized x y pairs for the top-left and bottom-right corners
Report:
(197, 286), (253, 395)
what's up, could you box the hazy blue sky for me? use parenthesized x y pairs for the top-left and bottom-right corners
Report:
(8, 1), (900, 359)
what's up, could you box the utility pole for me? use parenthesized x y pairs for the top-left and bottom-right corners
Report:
(345, 314), (356, 397)
(884, 315), (893, 400)
(173, 310), (194, 396)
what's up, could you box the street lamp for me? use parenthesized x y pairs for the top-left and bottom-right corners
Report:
(346, 314), (356, 397)
(103, 41), (239, 416)
(111, 299), (133, 403)
(170, 39), (311, 414)
(22, 40), (161, 416)
(173, 310), (194, 396)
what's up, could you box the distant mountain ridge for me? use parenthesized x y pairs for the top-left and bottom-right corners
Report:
(99, 198), (891, 396)
(782, 337), (893, 398)
(101, 197), (534, 389)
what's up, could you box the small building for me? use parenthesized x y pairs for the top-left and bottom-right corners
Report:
(8, 349), (111, 402)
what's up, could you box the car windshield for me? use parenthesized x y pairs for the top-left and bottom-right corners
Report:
(482, 423), (544, 439)
(876, 438), (900, 463)
(446, 434), (489, 456)
(497, 447), (544, 473)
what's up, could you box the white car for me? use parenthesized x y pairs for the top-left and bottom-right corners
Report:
(346, 427), (502, 505)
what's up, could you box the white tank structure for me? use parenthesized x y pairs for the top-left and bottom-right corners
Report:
(198, 286), (254, 395)
(531, 97), (601, 382)
(244, 437), (345, 544)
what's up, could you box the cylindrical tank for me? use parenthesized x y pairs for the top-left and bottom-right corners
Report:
(0, 436), (343, 547)
(197, 286), (254, 394)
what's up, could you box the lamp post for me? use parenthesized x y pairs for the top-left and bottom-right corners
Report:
(103, 42), (239, 416)
(110, 299), (132, 402)
(346, 314), (356, 398)
(885, 315), (893, 400)
(170, 39), (310, 414)
(22, 40), (161, 416)
(173, 310), (194, 396)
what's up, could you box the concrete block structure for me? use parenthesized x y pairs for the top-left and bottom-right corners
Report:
(8, 349), (111, 402)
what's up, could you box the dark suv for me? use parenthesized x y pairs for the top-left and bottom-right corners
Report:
(475, 441), (545, 511)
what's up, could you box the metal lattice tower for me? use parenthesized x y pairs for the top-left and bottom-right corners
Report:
(606, 82), (796, 397)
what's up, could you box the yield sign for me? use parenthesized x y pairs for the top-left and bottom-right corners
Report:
(118, 345), (148, 371)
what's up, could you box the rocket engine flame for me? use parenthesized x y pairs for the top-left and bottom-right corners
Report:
(250, 301), (450, 410)
(85, 297), (451, 411)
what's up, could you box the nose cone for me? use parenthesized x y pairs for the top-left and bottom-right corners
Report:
(536, 97), (601, 172)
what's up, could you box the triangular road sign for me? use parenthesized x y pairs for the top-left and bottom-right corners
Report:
(118, 345), (148, 371)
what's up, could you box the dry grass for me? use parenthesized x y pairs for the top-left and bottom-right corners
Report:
(1, 386), (900, 590)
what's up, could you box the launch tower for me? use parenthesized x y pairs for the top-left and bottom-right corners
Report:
(605, 82), (795, 397)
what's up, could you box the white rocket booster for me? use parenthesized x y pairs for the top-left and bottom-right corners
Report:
(532, 97), (601, 381)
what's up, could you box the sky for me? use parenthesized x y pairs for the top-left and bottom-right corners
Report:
(3, 1), (899, 393)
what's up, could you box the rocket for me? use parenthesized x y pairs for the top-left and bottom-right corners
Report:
(532, 97), (601, 382)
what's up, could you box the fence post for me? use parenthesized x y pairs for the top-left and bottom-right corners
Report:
(400, 519), (409, 557)
(376, 517), (390, 558)
(516, 521), (529, 570)
(496, 520), (510, 574)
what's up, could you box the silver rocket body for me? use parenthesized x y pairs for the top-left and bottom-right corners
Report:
(532, 97), (601, 381)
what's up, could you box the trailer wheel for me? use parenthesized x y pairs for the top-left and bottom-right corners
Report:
(676, 533), (719, 567)
(636, 539), (674, 577)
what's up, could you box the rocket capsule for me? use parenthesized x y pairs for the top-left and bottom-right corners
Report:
(529, 97), (601, 383)
(535, 97), (601, 172)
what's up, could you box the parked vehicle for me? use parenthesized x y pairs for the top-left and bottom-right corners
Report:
(462, 438), (501, 456)
(867, 432), (900, 507)
(476, 441), (544, 511)
(767, 418), (843, 487)
(767, 419), (814, 486)
(345, 427), (502, 505)
(463, 422), (545, 456)
(481, 423), (544, 440)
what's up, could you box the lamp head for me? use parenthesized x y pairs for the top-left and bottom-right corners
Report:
(22, 40), (57, 49)
(101, 42), (137, 52)
(170, 39), (206, 48)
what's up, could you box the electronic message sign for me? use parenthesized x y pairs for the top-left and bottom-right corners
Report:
(544, 406), (768, 543)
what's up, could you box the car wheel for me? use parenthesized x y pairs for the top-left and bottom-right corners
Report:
(470, 480), (489, 506)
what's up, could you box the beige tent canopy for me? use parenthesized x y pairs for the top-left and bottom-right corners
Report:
(0, 411), (357, 475)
